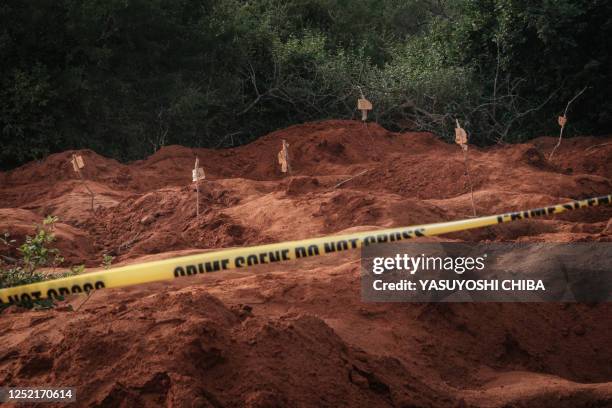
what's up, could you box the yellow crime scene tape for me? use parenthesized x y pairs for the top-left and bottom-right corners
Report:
(1, 194), (610, 304)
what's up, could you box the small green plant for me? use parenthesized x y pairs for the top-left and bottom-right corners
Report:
(1, 216), (83, 309)
(70, 264), (86, 274)
(101, 254), (114, 269)
(18, 215), (64, 274)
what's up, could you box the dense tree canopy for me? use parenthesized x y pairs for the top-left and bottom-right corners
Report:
(1, 0), (610, 169)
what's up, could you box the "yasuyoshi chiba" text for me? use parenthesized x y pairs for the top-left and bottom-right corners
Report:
(372, 279), (546, 291)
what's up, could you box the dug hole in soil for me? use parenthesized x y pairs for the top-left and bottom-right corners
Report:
(1, 120), (611, 407)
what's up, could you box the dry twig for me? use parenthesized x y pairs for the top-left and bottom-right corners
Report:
(334, 169), (369, 189)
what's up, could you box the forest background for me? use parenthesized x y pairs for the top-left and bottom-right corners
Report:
(1, 0), (610, 169)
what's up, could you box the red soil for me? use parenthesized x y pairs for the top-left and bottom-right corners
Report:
(0, 120), (611, 407)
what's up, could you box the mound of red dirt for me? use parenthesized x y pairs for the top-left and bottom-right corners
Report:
(0, 288), (451, 407)
(0, 209), (96, 264)
(1, 120), (611, 407)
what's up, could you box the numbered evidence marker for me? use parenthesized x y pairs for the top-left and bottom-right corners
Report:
(193, 158), (206, 216)
(454, 119), (476, 216)
(69, 154), (95, 211)
(357, 98), (373, 121)
(278, 139), (291, 174)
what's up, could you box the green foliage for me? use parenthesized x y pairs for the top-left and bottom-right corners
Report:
(1, 0), (610, 168)
(435, 0), (612, 139)
(101, 254), (114, 270)
(0, 216), (81, 309)
(70, 264), (86, 275)
(18, 215), (64, 274)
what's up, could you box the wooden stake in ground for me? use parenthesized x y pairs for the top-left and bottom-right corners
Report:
(278, 139), (291, 175)
(548, 86), (587, 161)
(192, 157), (206, 217)
(70, 154), (95, 212)
(455, 120), (477, 216)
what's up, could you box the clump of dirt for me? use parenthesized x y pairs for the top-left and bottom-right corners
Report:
(0, 119), (611, 407)
(532, 136), (612, 177)
(313, 190), (449, 233)
(285, 176), (321, 196)
(414, 303), (612, 385)
(511, 145), (559, 171)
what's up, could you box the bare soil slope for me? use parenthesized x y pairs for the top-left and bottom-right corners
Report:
(1, 120), (611, 407)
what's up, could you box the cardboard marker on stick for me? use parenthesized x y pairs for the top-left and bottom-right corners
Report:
(355, 86), (379, 157)
(69, 154), (95, 212)
(278, 139), (291, 174)
(454, 119), (468, 150)
(193, 158), (206, 217)
(549, 85), (587, 161)
(357, 98), (373, 121)
(357, 85), (372, 122)
(454, 120), (476, 216)
(356, 86), (373, 122)
(192, 161), (205, 183)
(71, 154), (85, 172)
(557, 115), (567, 127)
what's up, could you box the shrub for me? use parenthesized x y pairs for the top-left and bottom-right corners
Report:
(101, 254), (114, 270)
(0, 216), (83, 309)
